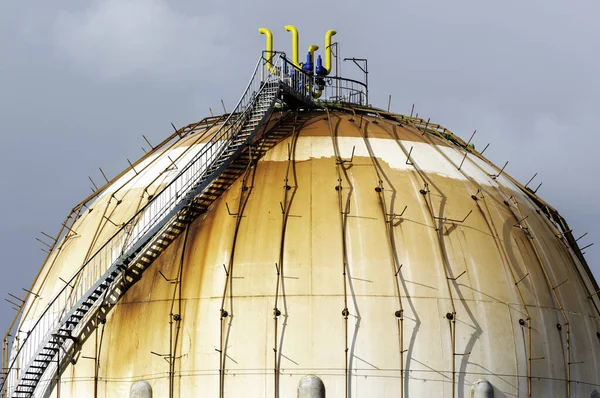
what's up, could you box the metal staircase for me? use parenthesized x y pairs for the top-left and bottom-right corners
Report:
(1, 54), (314, 398)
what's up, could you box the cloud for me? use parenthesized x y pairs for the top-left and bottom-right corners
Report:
(53, 0), (231, 80)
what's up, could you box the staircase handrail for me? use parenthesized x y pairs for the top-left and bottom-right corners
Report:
(1, 55), (277, 396)
(2, 50), (330, 396)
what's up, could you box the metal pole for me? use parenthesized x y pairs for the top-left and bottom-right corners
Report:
(1, 337), (6, 398)
(343, 58), (368, 105)
(94, 325), (98, 398)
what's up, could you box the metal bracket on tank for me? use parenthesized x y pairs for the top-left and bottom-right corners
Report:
(457, 130), (477, 171)
(386, 206), (408, 224)
(419, 118), (430, 136)
(513, 215), (529, 228)
(489, 161), (508, 180)
(405, 146), (414, 166)
(434, 210), (473, 224)
(225, 202), (239, 217)
(158, 271), (178, 284)
(336, 146), (355, 165)
(447, 270), (467, 281)
(587, 289), (600, 299)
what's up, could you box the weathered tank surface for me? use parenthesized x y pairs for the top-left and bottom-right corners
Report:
(12, 110), (600, 397)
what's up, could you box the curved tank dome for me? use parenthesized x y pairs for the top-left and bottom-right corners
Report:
(4, 108), (600, 397)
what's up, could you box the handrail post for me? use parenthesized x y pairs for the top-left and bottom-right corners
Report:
(261, 57), (264, 83)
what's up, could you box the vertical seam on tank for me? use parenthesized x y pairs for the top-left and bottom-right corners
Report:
(376, 118), (459, 396)
(325, 109), (354, 398)
(273, 110), (300, 398)
(167, 223), (189, 398)
(94, 311), (106, 398)
(479, 195), (534, 397)
(408, 121), (532, 397)
(351, 117), (407, 398)
(505, 199), (573, 396)
(218, 139), (262, 398)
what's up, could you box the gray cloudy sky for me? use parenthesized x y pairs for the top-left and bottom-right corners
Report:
(1, 0), (598, 335)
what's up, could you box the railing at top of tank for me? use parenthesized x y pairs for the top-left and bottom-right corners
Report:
(315, 76), (367, 107)
(265, 51), (367, 107)
(1, 54), (289, 397)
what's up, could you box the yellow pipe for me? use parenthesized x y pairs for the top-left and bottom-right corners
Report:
(258, 28), (276, 73)
(324, 30), (337, 75)
(308, 45), (319, 66)
(284, 25), (299, 68)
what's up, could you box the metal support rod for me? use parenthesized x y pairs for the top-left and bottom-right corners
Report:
(7, 294), (24, 304)
(575, 232), (588, 242)
(514, 215), (529, 227)
(434, 210), (473, 224)
(4, 299), (21, 308)
(21, 288), (40, 298)
(127, 159), (138, 175)
(556, 229), (573, 239)
(552, 279), (569, 290)
(516, 273), (530, 285)
(88, 176), (98, 191)
(458, 130), (476, 170)
(447, 270), (467, 281)
(35, 237), (53, 249)
(479, 143), (490, 155)
(99, 168), (109, 184)
(524, 173), (538, 188)
(406, 146), (414, 166)
(491, 161), (509, 179)
(142, 135), (153, 150)
(588, 289), (600, 299)
(170, 123), (182, 138)
(40, 231), (57, 243)
(167, 156), (178, 170)
(421, 118), (430, 136)
(102, 215), (119, 228)
(58, 277), (74, 289)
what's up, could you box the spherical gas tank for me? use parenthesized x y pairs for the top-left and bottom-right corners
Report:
(12, 110), (600, 397)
